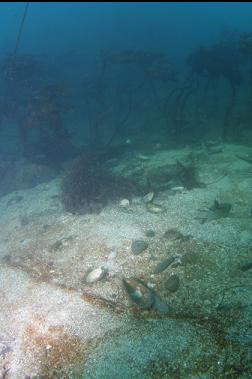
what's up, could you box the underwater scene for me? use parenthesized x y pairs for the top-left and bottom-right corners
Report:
(0, 2), (252, 378)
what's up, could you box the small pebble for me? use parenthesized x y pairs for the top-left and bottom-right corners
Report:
(131, 240), (149, 255)
(20, 215), (29, 226)
(165, 274), (180, 292)
(2, 255), (11, 263)
(145, 229), (155, 237)
(240, 262), (252, 271)
(42, 224), (50, 232)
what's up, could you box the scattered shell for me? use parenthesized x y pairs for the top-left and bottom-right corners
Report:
(171, 186), (185, 193)
(165, 274), (180, 292)
(240, 262), (252, 271)
(147, 282), (156, 289)
(208, 147), (222, 155)
(145, 229), (155, 237)
(20, 238), (32, 247)
(50, 239), (64, 251)
(122, 278), (155, 309)
(203, 299), (211, 306)
(152, 295), (171, 314)
(146, 203), (165, 214)
(143, 192), (155, 203)
(85, 267), (107, 284)
(181, 252), (199, 265)
(120, 199), (130, 208)
(163, 229), (191, 242)
(131, 239), (149, 255)
(163, 228), (183, 240)
(123, 278), (171, 314)
(108, 251), (117, 260)
(137, 153), (150, 161)
(131, 196), (142, 205)
(50, 236), (74, 252)
(153, 256), (176, 274)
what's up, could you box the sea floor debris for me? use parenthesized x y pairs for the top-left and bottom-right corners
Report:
(0, 143), (251, 377)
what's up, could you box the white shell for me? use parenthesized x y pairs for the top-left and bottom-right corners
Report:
(120, 199), (130, 207)
(85, 267), (106, 284)
(171, 186), (185, 193)
(108, 251), (117, 260)
(137, 153), (149, 161)
(143, 192), (155, 203)
(146, 203), (165, 214)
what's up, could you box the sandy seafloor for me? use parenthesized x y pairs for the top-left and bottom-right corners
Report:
(0, 143), (251, 378)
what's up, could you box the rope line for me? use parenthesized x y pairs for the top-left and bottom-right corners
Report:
(13, 2), (30, 58)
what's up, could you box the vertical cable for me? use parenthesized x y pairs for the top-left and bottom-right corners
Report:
(13, 2), (30, 58)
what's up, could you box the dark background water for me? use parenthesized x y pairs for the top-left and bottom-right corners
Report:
(1, 2), (252, 194)
(2, 3), (252, 60)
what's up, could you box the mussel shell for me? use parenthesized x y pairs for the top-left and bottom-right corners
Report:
(122, 278), (155, 309)
(153, 256), (176, 274)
